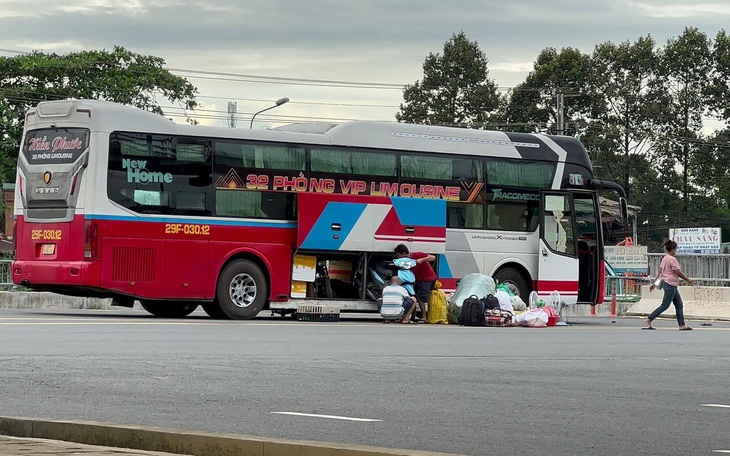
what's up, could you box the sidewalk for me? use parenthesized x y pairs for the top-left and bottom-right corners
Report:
(0, 416), (462, 456)
(0, 435), (190, 456)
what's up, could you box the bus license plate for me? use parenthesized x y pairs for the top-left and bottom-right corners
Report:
(41, 244), (55, 255)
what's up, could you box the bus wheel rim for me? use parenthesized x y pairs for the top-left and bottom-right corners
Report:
(229, 273), (257, 308)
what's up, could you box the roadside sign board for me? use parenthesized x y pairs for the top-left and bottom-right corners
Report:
(604, 245), (649, 276)
(669, 227), (721, 254)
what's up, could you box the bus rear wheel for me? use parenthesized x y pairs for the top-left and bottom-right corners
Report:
(140, 300), (198, 318)
(202, 301), (228, 319)
(217, 259), (267, 320)
(493, 268), (530, 303)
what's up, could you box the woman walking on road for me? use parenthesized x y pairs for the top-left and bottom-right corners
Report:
(644, 240), (694, 330)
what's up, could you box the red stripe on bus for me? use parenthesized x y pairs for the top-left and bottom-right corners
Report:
(533, 280), (579, 292)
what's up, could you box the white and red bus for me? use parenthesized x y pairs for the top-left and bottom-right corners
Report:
(13, 99), (627, 319)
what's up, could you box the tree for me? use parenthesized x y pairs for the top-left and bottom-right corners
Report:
(651, 27), (714, 212)
(396, 32), (501, 127)
(0, 46), (197, 183)
(504, 47), (599, 135)
(709, 30), (730, 121)
(585, 36), (661, 200)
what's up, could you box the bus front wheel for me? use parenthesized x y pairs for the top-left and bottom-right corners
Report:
(493, 268), (530, 303)
(217, 259), (267, 320)
(140, 300), (198, 318)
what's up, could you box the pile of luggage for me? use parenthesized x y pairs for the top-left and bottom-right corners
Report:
(447, 273), (559, 328)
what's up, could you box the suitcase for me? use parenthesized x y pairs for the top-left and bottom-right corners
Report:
(485, 308), (513, 327)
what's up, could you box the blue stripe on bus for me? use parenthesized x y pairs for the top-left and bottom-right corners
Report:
(299, 202), (367, 250)
(85, 214), (297, 228)
(438, 254), (453, 278)
(391, 197), (446, 227)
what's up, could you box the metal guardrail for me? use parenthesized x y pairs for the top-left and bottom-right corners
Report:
(0, 261), (12, 286)
(0, 250), (13, 287)
(605, 275), (730, 303)
(648, 253), (730, 281)
(604, 254), (730, 303)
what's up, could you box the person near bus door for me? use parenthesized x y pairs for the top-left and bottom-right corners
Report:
(645, 239), (694, 331)
(394, 244), (436, 323)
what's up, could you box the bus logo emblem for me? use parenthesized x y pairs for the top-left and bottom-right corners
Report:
(43, 171), (52, 185)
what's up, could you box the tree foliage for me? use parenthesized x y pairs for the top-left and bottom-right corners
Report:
(505, 47), (599, 136)
(402, 28), (730, 248)
(0, 46), (197, 183)
(585, 36), (660, 200)
(396, 32), (501, 127)
(651, 27), (714, 212)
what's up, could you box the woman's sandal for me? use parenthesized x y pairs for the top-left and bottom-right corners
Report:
(642, 326), (655, 330)
(642, 318), (654, 330)
(679, 327), (693, 331)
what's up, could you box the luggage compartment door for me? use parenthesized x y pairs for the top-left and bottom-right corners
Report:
(297, 193), (446, 253)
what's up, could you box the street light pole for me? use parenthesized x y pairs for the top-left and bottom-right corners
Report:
(249, 97), (289, 129)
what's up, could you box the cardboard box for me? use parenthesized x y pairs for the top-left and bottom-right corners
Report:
(292, 255), (317, 282)
(327, 260), (353, 282)
(291, 280), (307, 298)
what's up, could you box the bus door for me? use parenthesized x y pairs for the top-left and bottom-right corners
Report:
(538, 191), (579, 305)
(571, 192), (602, 304)
(297, 193), (447, 253)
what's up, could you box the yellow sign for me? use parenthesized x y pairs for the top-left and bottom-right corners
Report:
(31, 229), (62, 240)
(164, 223), (211, 236)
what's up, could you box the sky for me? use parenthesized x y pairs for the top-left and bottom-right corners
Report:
(0, 0), (728, 130)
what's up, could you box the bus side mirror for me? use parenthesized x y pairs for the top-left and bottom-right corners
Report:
(619, 197), (628, 225)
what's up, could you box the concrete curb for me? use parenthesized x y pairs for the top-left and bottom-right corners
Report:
(0, 291), (633, 317)
(0, 416), (462, 456)
(562, 301), (633, 318)
(0, 291), (141, 310)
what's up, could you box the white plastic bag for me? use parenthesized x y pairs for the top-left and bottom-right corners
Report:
(514, 308), (549, 327)
(510, 295), (527, 311)
(495, 291), (514, 315)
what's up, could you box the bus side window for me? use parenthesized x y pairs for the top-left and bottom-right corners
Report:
(486, 201), (539, 232)
(447, 202), (484, 229)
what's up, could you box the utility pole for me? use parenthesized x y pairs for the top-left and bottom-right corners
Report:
(227, 101), (237, 128)
(556, 92), (565, 136)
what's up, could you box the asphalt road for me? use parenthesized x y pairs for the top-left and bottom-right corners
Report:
(1, 308), (729, 456)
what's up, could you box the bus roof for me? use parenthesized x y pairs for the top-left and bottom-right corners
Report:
(28, 99), (592, 170)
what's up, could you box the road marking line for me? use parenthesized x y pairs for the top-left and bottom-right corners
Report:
(0, 320), (367, 328)
(703, 404), (730, 409)
(712, 450), (730, 453)
(271, 412), (381, 422)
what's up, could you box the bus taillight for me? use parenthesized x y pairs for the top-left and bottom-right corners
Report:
(83, 220), (98, 261)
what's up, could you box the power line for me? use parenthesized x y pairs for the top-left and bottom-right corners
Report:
(194, 93), (398, 108)
(0, 46), (570, 93)
(167, 68), (406, 89)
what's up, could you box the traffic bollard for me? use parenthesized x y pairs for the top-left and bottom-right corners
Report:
(610, 278), (618, 317)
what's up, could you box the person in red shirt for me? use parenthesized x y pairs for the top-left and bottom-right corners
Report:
(394, 243), (436, 323)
